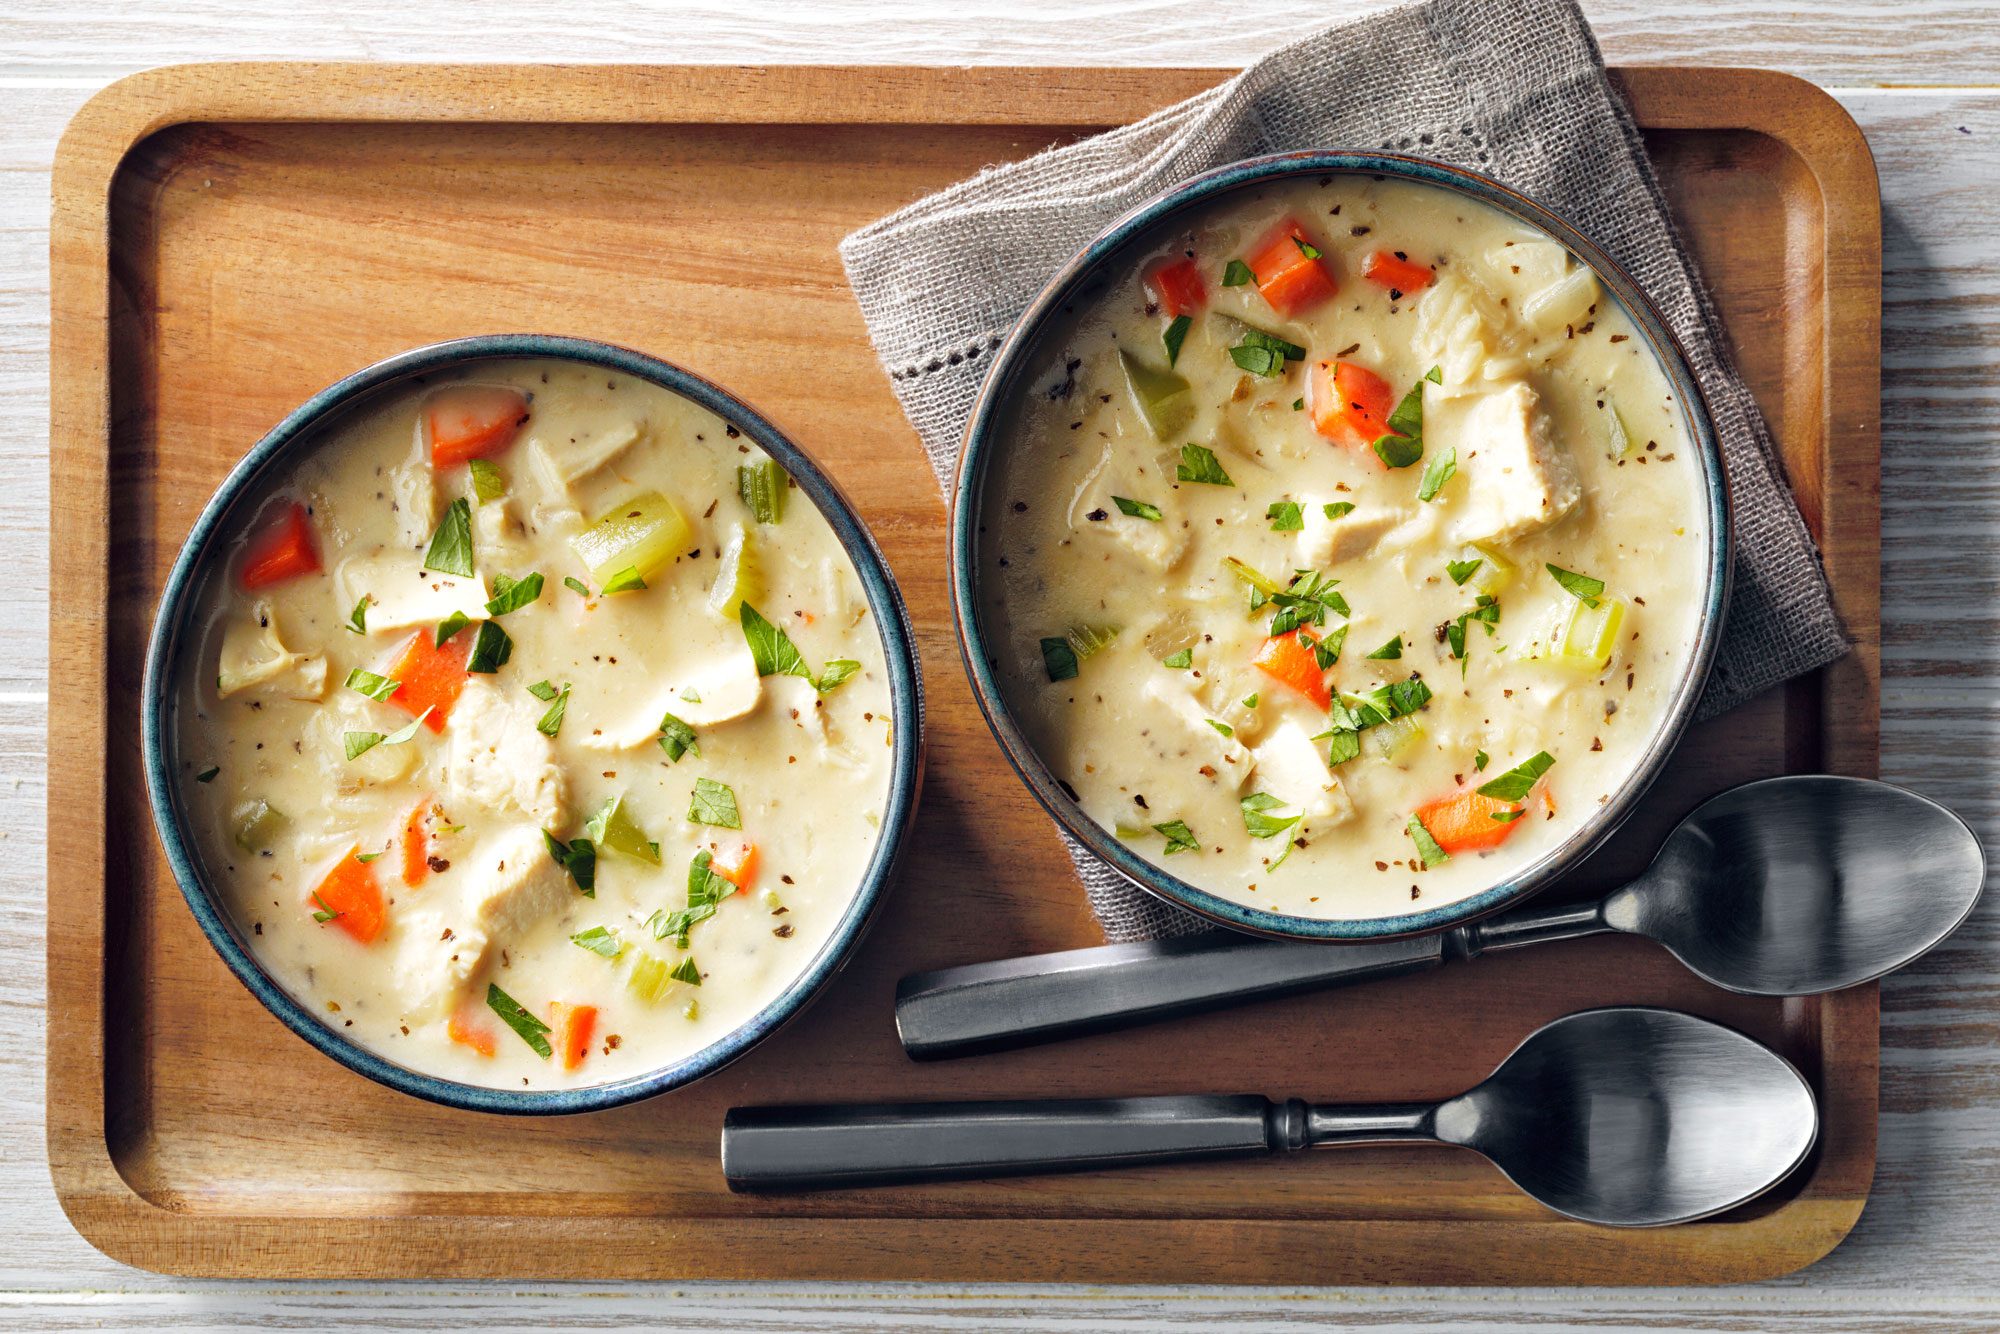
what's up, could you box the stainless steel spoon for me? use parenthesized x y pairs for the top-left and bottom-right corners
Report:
(896, 776), (1985, 1060)
(724, 1006), (1818, 1225)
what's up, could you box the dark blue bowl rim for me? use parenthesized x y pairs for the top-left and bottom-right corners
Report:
(950, 151), (1732, 943)
(141, 334), (925, 1115)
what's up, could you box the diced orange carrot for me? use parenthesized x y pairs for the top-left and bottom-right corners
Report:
(1247, 217), (1337, 318)
(1309, 360), (1397, 451)
(1251, 628), (1331, 709)
(309, 848), (386, 944)
(426, 385), (530, 468)
(1361, 249), (1434, 295)
(449, 1003), (497, 1057)
(1143, 256), (1207, 317)
(384, 628), (473, 733)
(401, 798), (433, 888)
(239, 501), (321, 591)
(711, 839), (758, 892)
(1413, 789), (1526, 855)
(547, 1002), (598, 1072)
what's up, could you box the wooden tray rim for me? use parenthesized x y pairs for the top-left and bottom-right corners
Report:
(45, 60), (1882, 1285)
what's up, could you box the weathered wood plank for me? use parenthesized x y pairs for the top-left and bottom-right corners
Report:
(0, 0), (1995, 86)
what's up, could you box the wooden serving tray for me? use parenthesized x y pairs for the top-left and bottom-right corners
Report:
(48, 63), (1880, 1283)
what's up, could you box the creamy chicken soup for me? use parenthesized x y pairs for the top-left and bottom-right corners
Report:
(172, 358), (893, 1089)
(979, 176), (1706, 921)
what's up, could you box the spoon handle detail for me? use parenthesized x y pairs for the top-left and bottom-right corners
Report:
(895, 930), (1446, 1060)
(723, 1094), (1291, 1191)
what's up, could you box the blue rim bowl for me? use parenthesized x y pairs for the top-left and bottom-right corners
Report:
(143, 334), (926, 1114)
(951, 152), (1731, 943)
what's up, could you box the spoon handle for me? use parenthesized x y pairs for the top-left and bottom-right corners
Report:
(723, 1094), (1296, 1191)
(894, 930), (1445, 1060)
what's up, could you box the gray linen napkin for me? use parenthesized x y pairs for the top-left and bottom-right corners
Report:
(840, 0), (1851, 942)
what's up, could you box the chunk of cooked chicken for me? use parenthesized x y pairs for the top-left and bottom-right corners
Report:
(387, 448), (438, 550)
(579, 642), (763, 752)
(337, 554), (490, 636)
(1298, 498), (1403, 568)
(1248, 719), (1352, 823)
(217, 602), (327, 701)
(528, 419), (643, 494)
(391, 824), (570, 1020)
(1141, 671), (1252, 785)
(443, 677), (569, 825)
(1443, 381), (1582, 545)
(1068, 436), (1191, 574)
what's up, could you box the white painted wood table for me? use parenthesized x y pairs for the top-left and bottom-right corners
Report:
(3, 2), (1995, 1328)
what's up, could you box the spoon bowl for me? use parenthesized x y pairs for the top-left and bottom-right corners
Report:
(1606, 776), (1987, 995)
(1438, 1007), (1818, 1226)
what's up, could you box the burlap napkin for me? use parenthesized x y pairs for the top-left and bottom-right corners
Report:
(840, 0), (1851, 942)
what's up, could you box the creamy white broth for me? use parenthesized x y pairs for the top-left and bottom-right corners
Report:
(979, 176), (1705, 921)
(173, 357), (892, 1089)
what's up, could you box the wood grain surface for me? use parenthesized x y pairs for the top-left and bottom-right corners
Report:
(2, 1), (1997, 1328)
(42, 61), (1879, 1288)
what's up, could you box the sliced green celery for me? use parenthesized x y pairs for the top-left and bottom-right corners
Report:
(570, 490), (691, 588)
(1556, 596), (1627, 671)
(1119, 348), (1195, 441)
(627, 952), (677, 1004)
(231, 798), (287, 851)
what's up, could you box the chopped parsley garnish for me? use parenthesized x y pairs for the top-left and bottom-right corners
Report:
(345, 595), (372, 635)
(1406, 815), (1451, 868)
(1113, 495), (1163, 521)
(1292, 398), (1305, 411)
(1207, 719), (1234, 738)
(1041, 636), (1080, 682)
(1163, 314), (1192, 366)
(740, 602), (813, 681)
(689, 776), (741, 829)
(680, 687), (702, 703)
(1266, 569), (1348, 637)
(534, 685), (570, 737)
(355, 850), (383, 863)
(1176, 443), (1235, 486)
(1153, 819), (1199, 854)
(484, 571), (544, 617)
(1318, 676), (1433, 766)
(434, 611), (472, 647)
(1292, 236), (1322, 260)
(195, 765), (219, 783)
(658, 712), (700, 762)
(1417, 446), (1457, 502)
(1162, 647), (1193, 669)
(1371, 365), (1441, 470)
(1324, 501), (1355, 520)
(1374, 433), (1423, 469)
(310, 891), (343, 923)
(468, 459), (505, 503)
(600, 565), (647, 595)
(422, 497), (474, 578)
(344, 667), (400, 702)
(1477, 751), (1555, 802)
(1475, 749), (1490, 770)
(1366, 636), (1403, 660)
(1546, 564), (1606, 607)
(1221, 258), (1253, 286)
(1446, 557), (1483, 586)
(1241, 692), (1259, 709)
(815, 659), (861, 693)
(738, 459), (789, 525)
(1491, 809), (1526, 824)
(526, 680), (559, 701)
(486, 983), (552, 1058)
(466, 619), (513, 673)
(1240, 792), (1302, 839)
(1312, 624), (1349, 668)
(669, 956), (703, 986)
(570, 926), (623, 958)
(1266, 501), (1304, 532)
(563, 575), (591, 597)
(542, 829), (597, 896)
(1447, 594), (1502, 660)
(343, 707), (433, 761)
(649, 850), (736, 948)
(1227, 326), (1306, 378)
